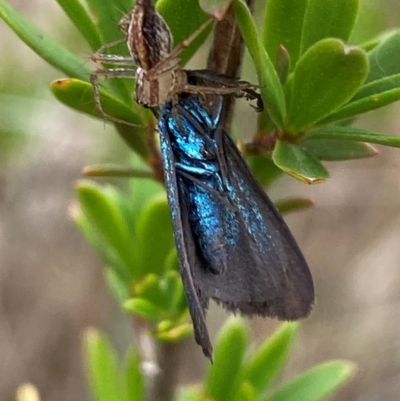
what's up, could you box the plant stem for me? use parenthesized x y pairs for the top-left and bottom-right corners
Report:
(147, 342), (184, 401)
(207, 0), (255, 129)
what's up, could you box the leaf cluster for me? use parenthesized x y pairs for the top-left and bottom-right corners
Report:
(83, 321), (354, 401)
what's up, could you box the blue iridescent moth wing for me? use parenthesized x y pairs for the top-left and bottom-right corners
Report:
(158, 95), (314, 358)
(158, 102), (213, 358)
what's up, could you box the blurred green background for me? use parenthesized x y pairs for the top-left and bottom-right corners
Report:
(1, 0), (400, 400)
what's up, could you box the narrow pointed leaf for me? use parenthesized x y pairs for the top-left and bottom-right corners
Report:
(84, 0), (133, 103)
(275, 198), (314, 214)
(134, 274), (166, 307)
(135, 197), (174, 276)
(241, 323), (298, 395)
(287, 39), (368, 132)
(125, 350), (145, 401)
(266, 360), (355, 401)
(72, 204), (127, 274)
(163, 271), (186, 315)
(85, 0), (128, 44)
(55, 0), (102, 50)
(156, 322), (193, 341)
(322, 87), (400, 124)
(83, 165), (153, 178)
(367, 30), (400, 83)
(263, 0), (307, 68)
(248, 155), (283, 187)
(124, 298), (164, 321)
(352, 73), (400, 102)
(0, 0), (90, 80)
(233, 0), (286, 128)
(157, 0), (210, 66)
(175, 387), (203, 401)
(205, 318), (248, 401)
(105, 268), (130, 304)
(306, 126), (400, 148)
(50, 79), (141, 122)
(50, 78), (149, 158)
(84, 329), (124, 401)
(77, 181), (137, 279)
(273, 141), (329, 184)
(235, 382), (257, 401)
(302, 138), (378, 160)
(301, 0), (359, 54)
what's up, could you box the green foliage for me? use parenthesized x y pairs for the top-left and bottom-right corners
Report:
(82, 321), (354, 401)
(84, 329), (145, 401)
(2, 0), (400, 181)
(272, 140), (329, 184)
(2, 0), (399, 399)
(232, 0), (400, 182)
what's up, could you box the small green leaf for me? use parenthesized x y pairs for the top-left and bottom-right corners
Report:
(359, 29), (398, 53)
(301, 0), (359, 54)
(366, 30), (400, 83)
(163, 270), (186, 316)
(322, 67), (400, 123)
(134, 274), (165, 307)
(76, 181), (137, 279)
(156, 322), (193, 342)
(84, 329), (124, 401)
(263, 0), (308, 68)
(55, 0), (102, 51)
(157, 0), (210, 66)
(235, 382), (257, 401)
(84, 0), (133, 102)
(275, 198), (314, 214)
(275, 46), (291, 85)
(0, 0), (90, 80)
(72, 204), (124, 271)
(353, 73), (400, 102)
(306, 126), (400, 148)
(50, 78), (149, 158)
(135, 196), (174, 276)
(302, 138), (378, 161)
(104, 268), (130, 304)
(233, 0), (286, 129)
(125, 350), (145, 401)
(322, 87), (400, 124)
(126, 177), (165, 226)
(205, 318), (248, 401)
(241, 323), (298, 396)
(266, 360), (355, 401)
(272, 141), (329, 184)
(287, 39), (368, 132)
(83, 164), (153, 179)
(124, 298), (163, 321)
(248, 155), (283, 187)
(49, 78), (142, 123)
(175, 387), (204, 401)
(85, 0), (129, 44)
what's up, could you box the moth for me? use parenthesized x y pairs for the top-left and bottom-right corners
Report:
(156, 93), (314, 358)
